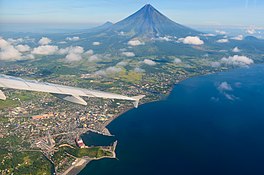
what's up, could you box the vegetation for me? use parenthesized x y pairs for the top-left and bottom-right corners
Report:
(56, 146), (113, 159)
(0, 151), (51, 175)
(0, 99), (19, 110)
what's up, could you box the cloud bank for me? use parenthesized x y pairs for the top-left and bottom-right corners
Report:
(221, 55), (254, 66)
(63, 46), (84, 62)
(32, 45), (59, 55)
(15, 45), (31, 52)
(0, 38), (22, 60)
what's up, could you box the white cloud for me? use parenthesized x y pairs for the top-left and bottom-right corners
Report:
(217, 82), (238, 101)
(64, 46), (84, 62)
(58, 41), (67, 44)
(7, 38), (24, 45)
(84, 49), (94, 56)
(32, 45), (59, 55)
(7, 37), (35, 45)
(143, 59), (156, 66)
(174, 58), (182, 64)
(83, 49), (101, 62)
(95, 66), (122, 76)
(0, 38), (10, 48)
(231, 35), (244, 41)
(246, 28), (256, 35)
(218, 82), (233, 92)
(219, 50), (228, 53)
(202, 33), (216, 37)
(119, 31), (125, 36)
(88, 55), (100, 62)
(128, 39), (144, 46)
(68, 46), (84, 54)
(116, 61), (128, 66)
(179, 36), (204, 45)
(66, 36), (80, 41)
(65, 53), (82, 62)
(122, 52), (135, 57)
(38, 37), (52, 45)
(58, 47), (69, 55)
(92, 42), (101, 46)
(211, 61), (221, 68)
(158, 36), (173, 41)
(58, 46), (83, 54)
(15, 44), (31, 52)
(223, 93), (238, 101)
(232, 47), (241, 53)
(215, 30), (227, 35)
(221, 55), (254, 66)
(217, 39), (229, 43)
(24, 54), (35, 60)
(0, 38), (22, 60)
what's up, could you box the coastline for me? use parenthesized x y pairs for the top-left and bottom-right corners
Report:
(101, 65), (257, 129)
(60, 65), (254, 175)
(61, 158), (91, 175)
(60, 139), (118, 175)
(63, 73), (211, 175)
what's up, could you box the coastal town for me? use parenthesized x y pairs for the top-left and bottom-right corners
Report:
(1, 0), (264, 174)
(0, 60), (193, 174)
(0, 52), (237, 174)
(0, 51), (251, 174)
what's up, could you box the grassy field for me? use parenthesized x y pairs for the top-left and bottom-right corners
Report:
(56, 146), (113, 159)
(0, 150), (51, 175)
(0, 99), (19, 110)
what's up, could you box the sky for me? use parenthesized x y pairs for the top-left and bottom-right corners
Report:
(0, 0), (263, 30)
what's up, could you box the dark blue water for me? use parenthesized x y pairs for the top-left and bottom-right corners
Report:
(79, 64), (264, 175)
(81, 132), (115, 147)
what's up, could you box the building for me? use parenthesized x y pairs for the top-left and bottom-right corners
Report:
(32, 112), (54, 120)
(75, 137), (86, 148)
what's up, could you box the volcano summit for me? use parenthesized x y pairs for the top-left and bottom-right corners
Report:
(89, 4), (201, 39)
(109, 4), (200, 38)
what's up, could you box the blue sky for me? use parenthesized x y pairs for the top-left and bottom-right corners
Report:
(0, 0), (263, 27)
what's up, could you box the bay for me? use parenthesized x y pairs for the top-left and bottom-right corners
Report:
(79, 64), (264, 175)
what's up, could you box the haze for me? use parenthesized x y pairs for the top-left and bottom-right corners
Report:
(0, 0), (264, 32)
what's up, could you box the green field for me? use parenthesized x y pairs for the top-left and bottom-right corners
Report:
(0, 150), (51, 175)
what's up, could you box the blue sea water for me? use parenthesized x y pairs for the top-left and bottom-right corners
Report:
(81, 132), (116, 147)
(79, 64), (264, 175)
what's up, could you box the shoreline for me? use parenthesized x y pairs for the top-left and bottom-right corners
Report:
(61, 158), (91, 175)
(60, 65), (255, 175)
(84, 63), (264, 137)
(61, 141), (118, 175)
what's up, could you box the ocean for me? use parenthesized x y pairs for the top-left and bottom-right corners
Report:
(79, 64), (264, 175)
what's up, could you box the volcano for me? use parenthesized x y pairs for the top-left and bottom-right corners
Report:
(105, 4), (200, 38)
